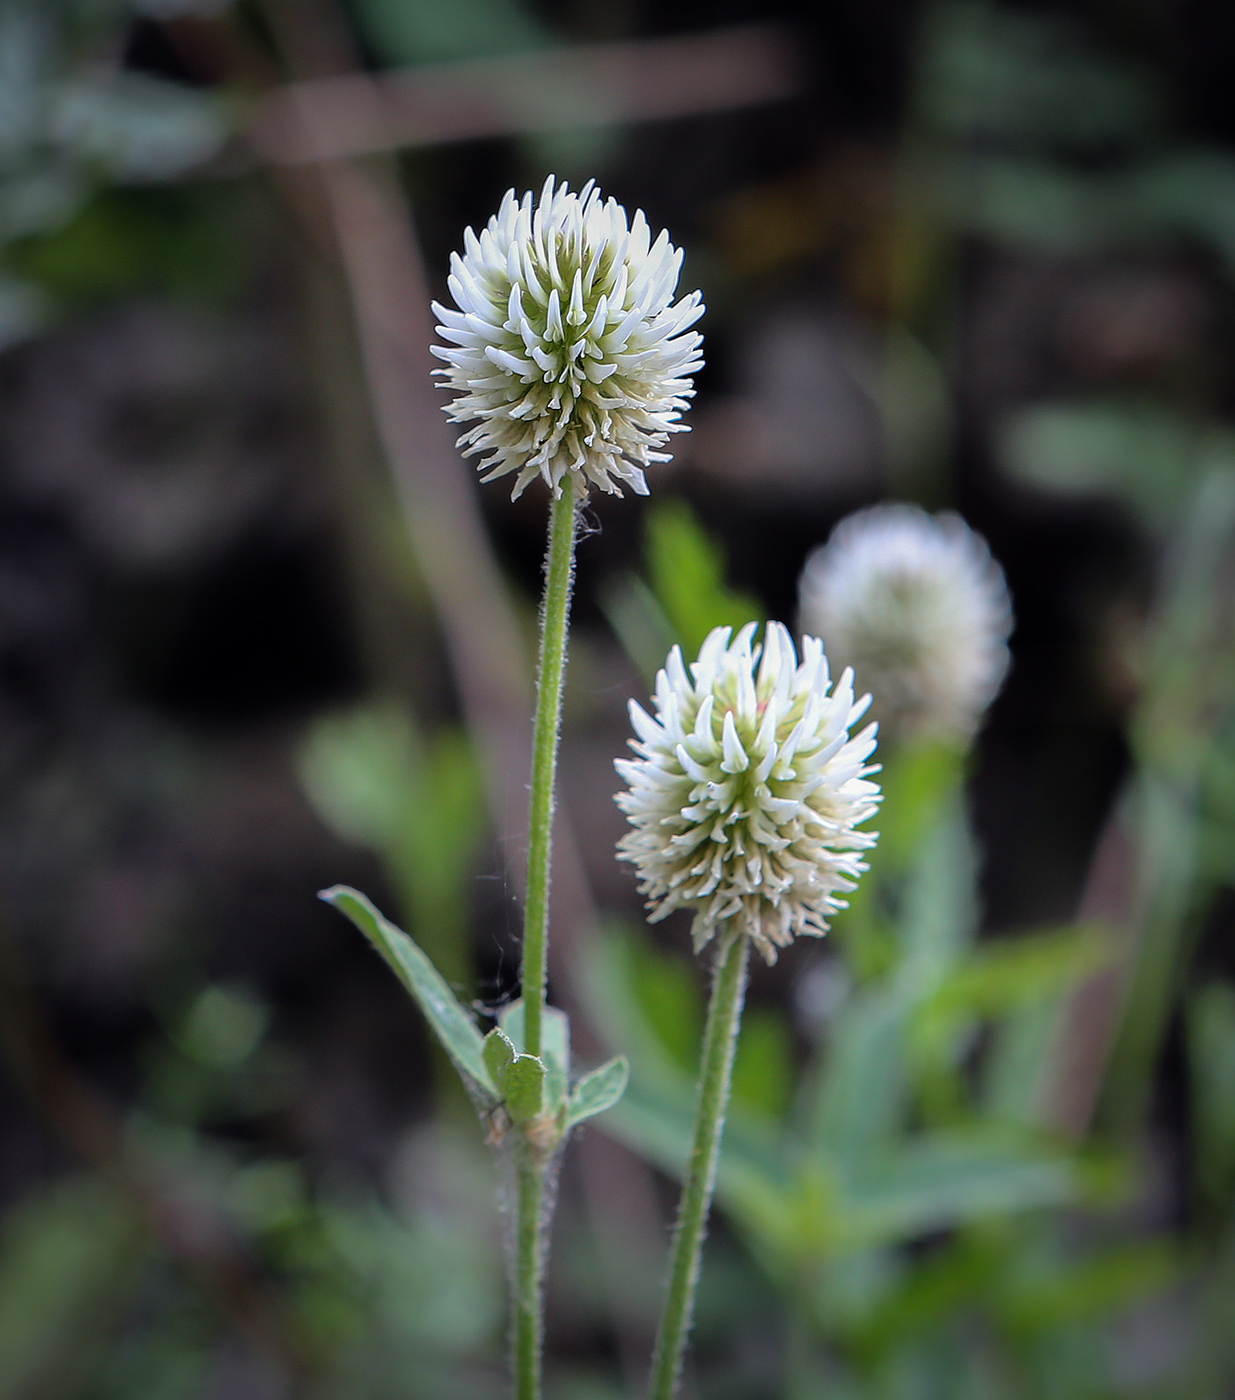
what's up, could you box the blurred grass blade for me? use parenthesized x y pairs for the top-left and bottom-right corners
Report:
(567, 1057), (629, 1127)
(321, 886), (496, 1100)
(845, 1133), (1079, 1244)
(645, 498), (764, 657)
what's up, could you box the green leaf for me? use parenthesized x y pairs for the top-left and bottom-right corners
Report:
(806, 984), (912, 1166)
(567, 1057), (629, 1127)
(504, 1055), (546, 1124)
(483, 1027), (516, 1093)
(627, 936), (703, 1075)
(320, 886), (496, 1100)
(998, 400), (1210, 523)
(842, 1133), (1079, 1246)
(872, 742), (966, 873)
(897, 809), (977, 980)
(998, 1241), (1179, 1332)
(731, 1008), (794, 1120)
(301, 710), (485, 991)
(499, 1000), (570, 1110)
(645, 499), (764, 659)
(914, 922), (1113, 1065)
(598, 573), (677, 686)
(602, 1079), (794, 1254)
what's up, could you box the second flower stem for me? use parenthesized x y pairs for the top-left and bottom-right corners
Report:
(522, 473), (578, 1060)
(649, 928), (751, 1400)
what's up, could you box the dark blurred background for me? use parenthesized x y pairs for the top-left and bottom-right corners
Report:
(1, 0), (1235, 1396)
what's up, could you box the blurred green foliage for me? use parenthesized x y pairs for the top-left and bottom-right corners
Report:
(0, 0), (224, 345)
(602, 498), (765, 682)
(590, 459), (1235, 1397)
(301, 704), (486, 993)
(352, 0), (547, 66)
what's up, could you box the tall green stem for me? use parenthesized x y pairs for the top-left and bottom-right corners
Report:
(514, 1140), (547, 1400)
(522, 474), (578, 1060)
(512, 475), (578, 1400)
(650, 930), (751, 1400)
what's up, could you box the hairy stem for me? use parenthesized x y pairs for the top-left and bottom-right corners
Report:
(522, 476), (578, 1060)
(514, 1139), (547, 1400)
(513, 477), (578, 1400)
(649, 930), (751, 1400)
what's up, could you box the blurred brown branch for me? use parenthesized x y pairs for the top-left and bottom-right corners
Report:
(251, 25), (799, 165)
(252, 0), (603, 1006)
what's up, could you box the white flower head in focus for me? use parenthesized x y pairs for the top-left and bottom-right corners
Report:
(615, 623), (880, 964)
(798, 504), (1013, 745)
(431, 176), (704, 500)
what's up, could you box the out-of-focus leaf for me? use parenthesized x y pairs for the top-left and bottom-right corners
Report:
(805, 984), (911, 1166)
(352, 0), (547, 66)
(7, 186), (249, 309)
(0, 1176), (142, 1396)
(982, 1001), (1061, 1126)
(302, 707), (485, 989)
(998, 1241), (1179, 1333)
(1188, 981), (1235, 1207)
(999, 401), (1213, 522)
(896, 808), (976, 980)
(1131, 152), (1235, 276)
(575, 926), (697, 1085)
(914, 922), (1112, 1061)
(598, 573), (677, 686)
(842, 1133), (1078, 1245)
(327, 1125), (503, 1355)
(1099, 468), (1235, 1178)
(626, 935), (703, 1075)
(0, 162), (84, 242)
(731, 1008), (794, 1120)
(920, 1), (1158, 151)
(644, 499), (764, 659)
(872, 741), (965, 874)
(176, 983), (268, 1068)
(320, 886), (496, 1100)
(567, 1057), (629, 1127)
(602, 1077), (795, 1259)
(50, 74), (225, 181)
(301, 705), (414, 847)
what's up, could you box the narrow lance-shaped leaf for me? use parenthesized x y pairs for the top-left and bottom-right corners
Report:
(320, 886), (496, 1099)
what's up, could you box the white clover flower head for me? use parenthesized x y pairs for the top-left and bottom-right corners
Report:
(430, 176), (705, 501)
(614, 622), (880, 964)
(798, 503), (1013, 745)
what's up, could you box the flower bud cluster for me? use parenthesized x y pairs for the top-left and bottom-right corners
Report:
(799, 504), (1012, 744)
(615, 623), (880, 963)
(432, 177), (704, 500)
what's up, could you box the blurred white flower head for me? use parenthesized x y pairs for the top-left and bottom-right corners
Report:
(615, 623), (880, 964)
(431, 176), (704, 500)
(798, 503), (1013, 745)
